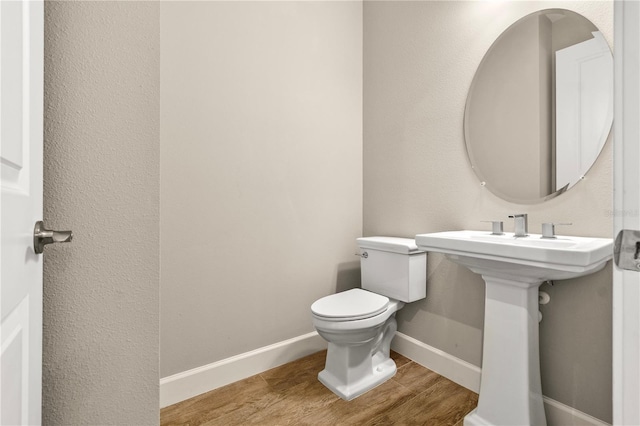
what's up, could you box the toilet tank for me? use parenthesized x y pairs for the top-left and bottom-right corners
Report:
(357, 237), (426, 303)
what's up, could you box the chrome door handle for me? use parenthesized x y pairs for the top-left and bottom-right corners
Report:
(614, 229), (640, 271)
(33, 221), (73, 254)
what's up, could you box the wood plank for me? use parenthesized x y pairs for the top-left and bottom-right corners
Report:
(160, 375), (271, 425)
(369, 377), (478, 425)
(160, 350), (478, 426)
(392, 360), (446, 396)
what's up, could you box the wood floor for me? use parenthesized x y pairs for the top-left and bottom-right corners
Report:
(161, 350), (478, 425)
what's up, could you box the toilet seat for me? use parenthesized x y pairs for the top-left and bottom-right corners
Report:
(311, 289), (389, 321)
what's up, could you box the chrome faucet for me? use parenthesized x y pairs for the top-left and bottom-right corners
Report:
(509, 214), (528, 237)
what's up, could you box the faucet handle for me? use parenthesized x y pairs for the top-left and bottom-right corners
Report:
(541, 222), (572, 239)
(481, 220), (504, 235)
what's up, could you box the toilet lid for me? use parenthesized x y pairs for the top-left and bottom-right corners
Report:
(311, 289), (389, 321)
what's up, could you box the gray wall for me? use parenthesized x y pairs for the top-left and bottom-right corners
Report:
(159, 1), (363, 377)
(364, 0), (612, 422)
(43, 1), (159, 424)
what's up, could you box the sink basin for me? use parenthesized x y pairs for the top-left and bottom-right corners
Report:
(416, 230), (613, 280)
(415, 230), (613, 426)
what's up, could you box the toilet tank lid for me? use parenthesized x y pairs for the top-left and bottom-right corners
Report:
(357, 237), (424, 254)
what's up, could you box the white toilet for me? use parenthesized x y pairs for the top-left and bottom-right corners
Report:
(310, 236), (426, 400)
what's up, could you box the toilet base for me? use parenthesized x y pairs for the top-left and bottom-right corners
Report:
(463, 409), (490, 426)
(318, 356), (396, 401)
(317, 316), (398, 401)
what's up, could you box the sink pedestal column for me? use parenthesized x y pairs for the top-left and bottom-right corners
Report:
(464, 275), (546, 426)
(415, 231), (613, 425)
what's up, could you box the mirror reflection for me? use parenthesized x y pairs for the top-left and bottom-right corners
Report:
(464, 9), (613, 204)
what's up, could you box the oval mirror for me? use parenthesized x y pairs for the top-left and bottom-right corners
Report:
(464, 9), (613, 204)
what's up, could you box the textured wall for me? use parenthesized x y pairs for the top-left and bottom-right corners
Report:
(364, 1), (612, 422)
(160, 1), (362, 377)
(43, 1), (159, 424)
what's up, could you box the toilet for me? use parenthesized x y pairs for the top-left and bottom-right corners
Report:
(310, 236), (427, 400)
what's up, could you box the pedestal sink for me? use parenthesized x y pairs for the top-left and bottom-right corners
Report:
(415, 230), (613, 426)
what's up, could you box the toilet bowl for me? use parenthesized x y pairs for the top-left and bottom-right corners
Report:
(310, 237), (427, 400)
(312, 288), (404, 400)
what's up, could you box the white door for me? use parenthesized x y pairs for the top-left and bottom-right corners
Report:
(0, 1), (44, 424)
(613, 1), (640, 425)
(555, 31), (613, 192)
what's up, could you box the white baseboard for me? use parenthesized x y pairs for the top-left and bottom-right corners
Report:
(391, 331), (481, 393)
(391, 332), (610, 426)
(543, 396), (610, 426)
(160, 331), (327, 408)
(160, 329), (610, 426)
